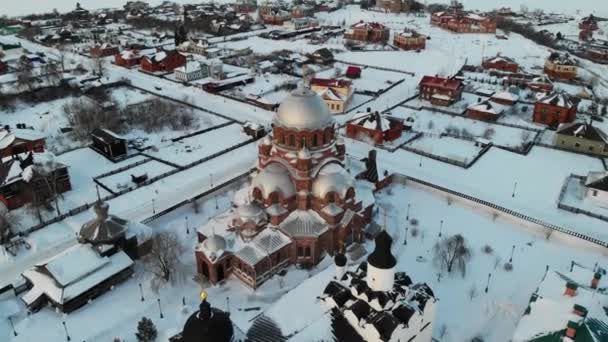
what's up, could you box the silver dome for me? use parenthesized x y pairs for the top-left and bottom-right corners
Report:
(312, 163), (355, 199)
(275, 86), (334, 131)
(252, 163), (296, 198)
(202, 234), (227, 254)
(237, 202), (267, 225)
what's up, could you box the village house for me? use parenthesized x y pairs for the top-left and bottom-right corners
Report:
(579, 28), (593, 42)
(195, 86), (374, 288)
(0, 152), (71, 210)
(512, 263), (607, 341)
(114, 49), (142, 68)
(482, 54), (518, 73)
(527, 75), (554, 93)
(177, 39), (210, 56)
(140, 49), (187, 73)
(490, 91), (519, 106)
(291, 5), (315, 18)
(259, 5), (291, 25)
(579, 14), (599, 31)
(544, 52), (577, 81)
(309, 48), (334, 65)
(0, 129), (45, 158)
(175, 61), (209, 82)
(90, 128), (128, 161)
(0, 42), (24, 59)
(586, 49), (608, 64)
(376, 0), (412, 13)
(466, 100), (505, 122)
(418, 75), (464, 106)
(89, 43), (119, 58)
(344, 21), (390, 44)
(284, 17), (319, 30)
(345, 65), (362, 79)
(554, 121), (608, 156)
(431, 10), (496, 33)
(0, 60), (7, 74)
(584, 172), (608, 208)
(393, 29), (426, 51)
(346, 110), (404, 145)
(533, 92), (577, 126)
(310, 78), (354, 114)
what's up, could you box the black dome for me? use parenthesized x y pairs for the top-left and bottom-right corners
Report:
(367, 230), (396, 269)
(182, 300), (234, 342)
(334, 252), (347, 267)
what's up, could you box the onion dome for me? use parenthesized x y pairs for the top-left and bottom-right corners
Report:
(334, 251), (347, 267)
(236, 202), (267, 225)
(79, 200), (128, 245)
(274, 86), (334, 131)
(252, 163), (295, 198)
(182, 292), (234, 342)
(201, 234), (226, 254)
(312, 163), (355, 199)
(367, 230), (397, 269)
(298, 146), (311, 160)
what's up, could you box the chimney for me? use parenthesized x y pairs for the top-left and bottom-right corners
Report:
(591, 272), (602, 289)
(573, 304), (588, 318)
(564, 282), (578, 297)
(566, 320), (579, 339)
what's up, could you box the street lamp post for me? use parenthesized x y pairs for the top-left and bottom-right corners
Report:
(152, 198), (156, 214)
(438, 220), (443, 238)
(485, 273), (492, 293)
(419, 154), (423, 167)
(509, 245), (515, 263)
(62, 321), (71, 341)
(185, 216), (189, 235)
(139, 283), (145, 302)
(406, 203), (411, 220)
(8, 316), (17, 336)
(512, 181), (518, 198)
(157, 298), (164, 319)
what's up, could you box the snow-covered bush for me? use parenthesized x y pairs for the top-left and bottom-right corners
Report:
(481, 244), (493, 255)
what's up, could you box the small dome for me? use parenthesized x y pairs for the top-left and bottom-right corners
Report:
(182, 299), (234, 342)
(237, 202), (267, 225)
(334, 252), (347, 267)
(202, 234), (226, 254)
(262, 135), (272, 145)
(79, 201), (128, 244)
(368, 230), (397, 269)
(312, 163), (355, 199)
(252, 163), (295, 198)
(275, 86), (334, 131)
(298, 146), (311, 160)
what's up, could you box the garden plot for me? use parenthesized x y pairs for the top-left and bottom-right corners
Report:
(95, 160), (177, 194)
(391, 107), (536, 150)
(144, 123), (250, 167)
(106, 86), (155, 107)
(406, 135), (484, 164)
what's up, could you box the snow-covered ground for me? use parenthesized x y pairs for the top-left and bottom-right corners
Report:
(406, 135), (484, 164)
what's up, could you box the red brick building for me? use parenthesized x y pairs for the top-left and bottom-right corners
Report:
(346, 110), (404, 145)
(195, 86), (374, 289)
(466, 100), (504, 121)
(527, 75), (554, 93)
(418, 75), (464, 106)
(344, 21), (390, 43)
(0, 130), (45, 158)
(90, 44), (119, 58)
(490, 91), (519, 106)
(533, 92), (577, 126)
(114, 49), (142, 68)
(393, 29), (426, 51)
(482, 54), (518, 73)
(140, 50), (186, 73)
(259, 5), (290, 25)
(431, 10), (496, 33)
(0, 60), (7, 75)
(579, 15), (598, 31)
(579, 29), (593, 42)
(544, 52), (577, 81)
(345, 66), (361, 79)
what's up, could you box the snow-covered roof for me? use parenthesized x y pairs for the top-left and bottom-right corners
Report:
(467, 101), (504, 115)
(279, 210), (328, 237)
(175, 61), (204, 74)
(491, 91), (519, 103)
(22, 244), (133, 305)
(234, 228), (291, 266)
(351, 112), (392, 132)
(536, 92), (575, 108)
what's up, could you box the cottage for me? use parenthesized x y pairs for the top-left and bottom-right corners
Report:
(490, 91), (519, 106)
(579, 29), (593, 42)
(431, 10), (496, 33)
(310, 48), (334, 65)
(393, 29), (426, 51)
(346, 110), (404, 145)
(291, 5), (314, 18)
(140, 49), (187, 73)
(527, 75), (554, 93)
(544, 52), (577, 81)
(259, 5), (291, 25)
(344, 22), (390, 44)
(346, 66), (362, 79)
(175, 61), (209, 82)
(114, 49), (142, 68)
(90, 43), (119, 58)
(584, 172), (608, 208)
(579, 14), (599, 31)
(0, 129), (45, 158)
(482, 54), (518, 73)
(90, 128), (128, 161)
(418, 75), (464, 106)
(285, 17), (319, 30)
(376, 0), (413, 13)
(533, 92), (577, 126)
(466, 100), (504, 121)
(310, 78), (354, 114)
(554, 121), (608, 156)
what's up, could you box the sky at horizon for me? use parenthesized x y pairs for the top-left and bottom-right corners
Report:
(0, 0), (607, 17)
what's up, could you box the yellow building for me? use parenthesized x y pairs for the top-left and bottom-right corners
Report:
(310, 78), (354, 114)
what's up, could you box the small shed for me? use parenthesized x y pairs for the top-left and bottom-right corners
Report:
(90, 128), (128, 161)
(346, 66), (362, 79)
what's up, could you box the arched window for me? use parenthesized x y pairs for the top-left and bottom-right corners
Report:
(312, 134), (318, 147)
(252, 188), (263, 201)
(305, 247), (311, 257)
(270, 192), (279, 204)
(325, 129), (332, 143)
(279, 132), (285, 145)
(301, 136), (306, 148)
(289, 134), (295, 146)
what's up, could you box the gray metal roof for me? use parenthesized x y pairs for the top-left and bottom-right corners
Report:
(280, 210), (328, 238)
(235, 229), (292, 266)
(274, 86), (335, 131)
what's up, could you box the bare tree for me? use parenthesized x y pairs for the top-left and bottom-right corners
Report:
(16, 61), (35, 92)
(433, 234), (472, 277)
(144, 232), (186, 289)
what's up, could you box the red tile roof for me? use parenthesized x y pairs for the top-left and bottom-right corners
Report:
(311, 78), (352, 88)
(419, 76), (462, 91)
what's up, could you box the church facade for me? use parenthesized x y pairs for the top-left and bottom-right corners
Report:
(195, 86), (375, 289)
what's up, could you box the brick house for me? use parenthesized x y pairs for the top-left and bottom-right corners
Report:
(0, 129), (45, 158)
(482, 54), (518, 73)
(114, 49), (142, 68)
(466, 100), (504, 121)
(309, 48), (334, 65)
(418, 75), (464, 106)
(0, 60), (7, 74)
(310, 78), (354, 114)
(140, 49), (187, 73)
(393, 29), (426, 51)
(89, 43), (119, 58)
(344, 21), (390, 44)
(195, 87), (374, 288)
(579, 29), (593, 42)
(579, 15), (598, 31)
(533, 92), (577, 126)
(346, 110), (404, 145)
(490, 91), (519, 106)
(259, 5), (291, 25)
(376, 0), (412, 13)
(345, 65), (362, 79)
(527, 75), (554, 93)
(554, 121), (608, 156)
(431, 10), (496, 33)
(544, 52), (577, 81)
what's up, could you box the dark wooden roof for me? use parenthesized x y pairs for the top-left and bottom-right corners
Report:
(557, 122), (608, 143)
(330, 307), (366, 342)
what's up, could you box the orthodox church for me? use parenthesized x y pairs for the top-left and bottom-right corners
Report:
(195, 85), (375, 289)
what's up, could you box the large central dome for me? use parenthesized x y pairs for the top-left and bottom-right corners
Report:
(275, 86), (334, 131)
